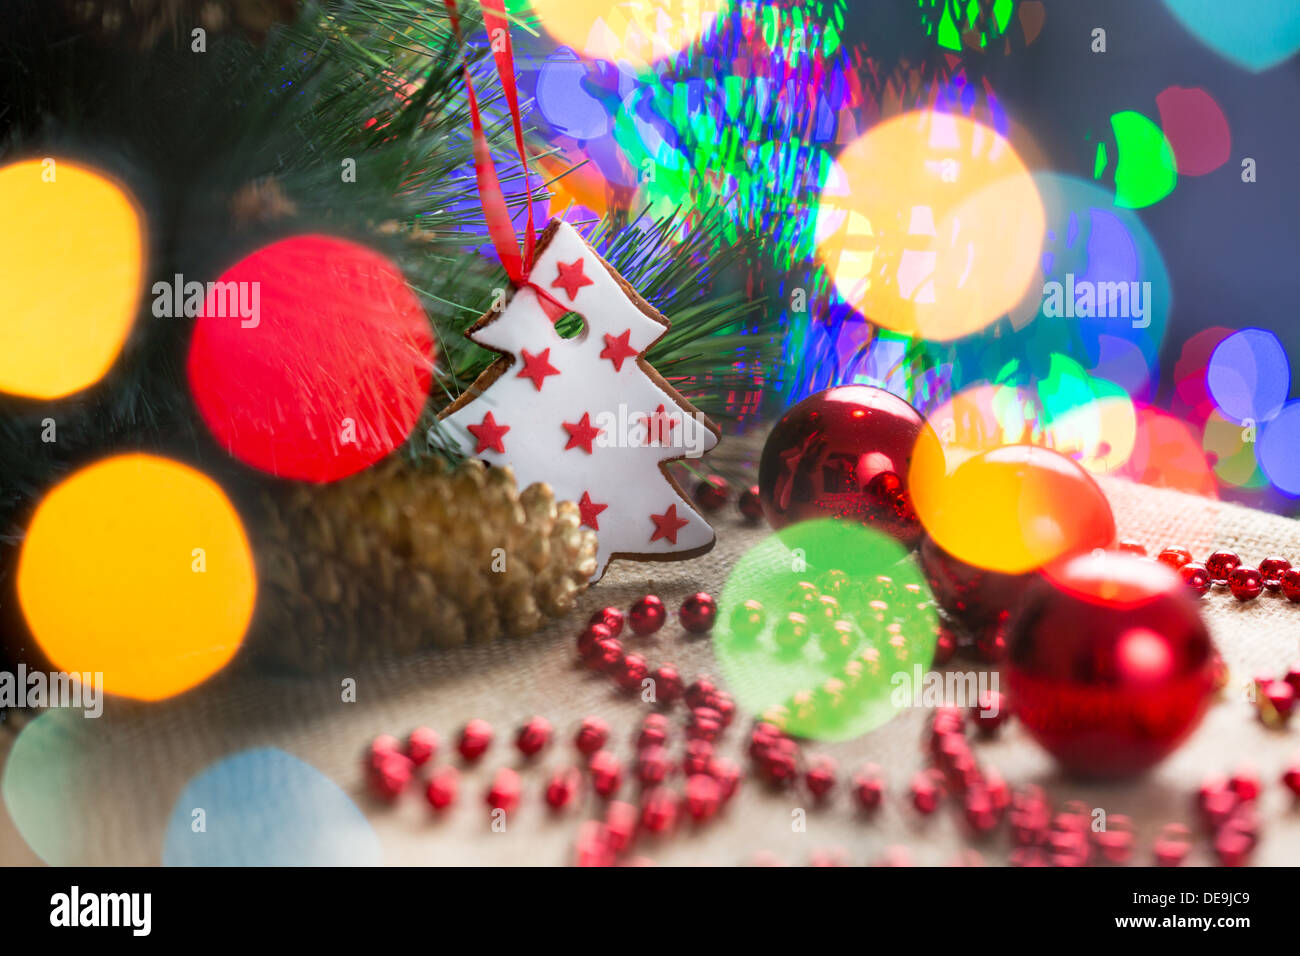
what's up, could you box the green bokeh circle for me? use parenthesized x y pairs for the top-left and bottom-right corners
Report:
(715, 519), (938, 742)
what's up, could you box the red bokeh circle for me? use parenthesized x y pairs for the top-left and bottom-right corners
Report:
(187, 235), (433, 481)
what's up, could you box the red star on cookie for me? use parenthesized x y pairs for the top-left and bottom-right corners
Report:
(467, 411), (510, 454)
(600, 329), (638, 372)
(644, 404), (678, 445)
(552, 258), (594, 301)
(516, 347), (560, 391)
(563, 412), (604, 454)
(649, 504), (689, 545)
(578, 491), (608, 530)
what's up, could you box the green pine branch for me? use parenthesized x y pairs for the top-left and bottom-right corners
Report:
(0, 0), (776, 532)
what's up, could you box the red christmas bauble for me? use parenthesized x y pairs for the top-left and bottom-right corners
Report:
(187, 235), (433, 482)
(919, 535), (1033, 625)
(1007, 552), (1217, 777)
(758, 386), (924, 546)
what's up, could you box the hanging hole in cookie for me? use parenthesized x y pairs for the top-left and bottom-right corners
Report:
(553, 311), (588, 342)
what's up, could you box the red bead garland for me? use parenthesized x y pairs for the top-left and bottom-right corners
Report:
(615, 653), (648, 691)
(805, 755), (837, 800)
(1179, 562), (1211, 596)
(650, 664), (685, 703)
(637, 713), (670, 750)
(485, 767), (521, 814)
(684, 774), (722, 821)
(1284, 758), (1300, 798)
(361, 547), (1299, 865)
(628, 595), (666, 635)
(1124, 544), (1300, 607)
(852, 765), (884, 811)
(405, 727), (438, 766)
(515, 716), (552, 757)
(692, 476), (729, 512)
(545, 766), (581, 809)
(588, 750), (623, 799)
(738, 485), (764, 523)
(425, 766), (458, 811)
(457, 719), (494, 762)
(1260, 556), (1291, 589)
(1204, 549), (1241, 583)
(369, 750), (413, 800)
(588, 606), (625, 637)
(728, 599), (766, 641)
(636, 745), (672, 786)
(574, 716), (609, 755)
(364, 687), (1293, 866)
(640, 787), (678, 833)
(1153, 823), (1191, 867)
(679, 592), (717, 633)
(577, 622), (611, 658)
(1228, 566), (1264, 601)
(1156, 547), (1192, 570)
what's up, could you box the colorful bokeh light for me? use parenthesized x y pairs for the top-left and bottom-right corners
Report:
(1162, 0), (1300, 73)
(1119, 405), (1218, 497)
(815, 109), (1044, 341)
(1206, 328), (1289, 424)
(1203, 410), (1268, 489)
(1021, 172), (1171, 388)
(17, 454), (256, 701)
(714, 518), (937, 741)
(0, 158), (144, 399)
(920, 0), (1047, 53)
(164, 749), (381, 866)
(1258, 402), (1300, 495)
(187, 235), (434, 482)
(1155, 86), (1231, 176)
(794, 169), (1166, 485)
(920, 0), (1018, 51)
(1173, 326), (1233, 424)
(1100, 110), (1178, 210)
(1029, 353), (1137, 473)
(2, 711), (99, 865)
(910, 435), (1116, 573)
(527, 0), (729, 66)
(607, 0), (854, 268)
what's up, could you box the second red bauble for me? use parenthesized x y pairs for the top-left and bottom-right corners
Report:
(757, 385), (924, 547)
(1007, 552), (1217, 777)
(919, 535), (1034, 625)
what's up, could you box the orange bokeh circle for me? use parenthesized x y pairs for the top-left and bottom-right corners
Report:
(17, 454), (256, 701)
(816, 110), (1044, 342)
(911, 431), (1116, 575)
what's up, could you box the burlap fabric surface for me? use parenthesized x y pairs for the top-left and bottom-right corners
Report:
(2, 476), (1299, 866)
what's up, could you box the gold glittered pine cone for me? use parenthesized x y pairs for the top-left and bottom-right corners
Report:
(249, 456), (599, 672)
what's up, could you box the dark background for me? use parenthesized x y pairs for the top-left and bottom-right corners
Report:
(920, 0), (1300, 395)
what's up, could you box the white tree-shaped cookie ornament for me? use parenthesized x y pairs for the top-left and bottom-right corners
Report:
(440, 221), (720, 581)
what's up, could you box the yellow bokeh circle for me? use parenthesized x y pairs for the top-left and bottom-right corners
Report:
(816, 110), (1044, 342)
(910, 429), (1116, 574)
(18, 454), (256, 701)
(0, 158), (144, 399)
(528, 0), (727, 64)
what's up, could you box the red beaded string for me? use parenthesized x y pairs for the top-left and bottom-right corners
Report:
(1119, 540), (1300, 602)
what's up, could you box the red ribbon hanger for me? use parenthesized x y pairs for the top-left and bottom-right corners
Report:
(444, 0), (568, 320)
